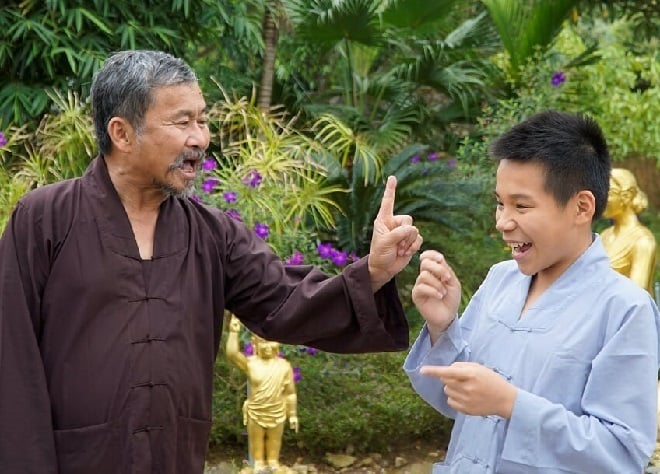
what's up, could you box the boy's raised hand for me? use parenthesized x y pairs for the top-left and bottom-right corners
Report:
(368, 176), (423, 291)
(412, 250), (461, 343)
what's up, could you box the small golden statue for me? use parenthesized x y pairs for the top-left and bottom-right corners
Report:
(226, 315), (298, 474)
(601, 168), (657, 298)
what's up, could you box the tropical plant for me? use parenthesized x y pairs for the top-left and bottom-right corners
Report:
(458, 14), (659, 168)
(202, 86), (349, 265)
(313, 123), (493, 266)
(481, 0), (578, 83)
(13, 90), (95, 187)
(0, 167), (30, 231)
(279, 0), (498, 149)
(578, 0), (660, 40)
(554, 15), (659, 163)
(0, 0), (229, 125)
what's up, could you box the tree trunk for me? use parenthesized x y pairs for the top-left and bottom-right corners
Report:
(258, 6), (278, 112)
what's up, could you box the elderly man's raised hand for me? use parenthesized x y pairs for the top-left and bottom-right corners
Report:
(368, 176), (423, 291)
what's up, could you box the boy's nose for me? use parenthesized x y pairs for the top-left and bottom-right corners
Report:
(495, 213), (516, 232)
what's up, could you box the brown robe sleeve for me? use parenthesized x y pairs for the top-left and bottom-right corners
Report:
(0, 203), (58, 473)
(219, 213), (409, 353)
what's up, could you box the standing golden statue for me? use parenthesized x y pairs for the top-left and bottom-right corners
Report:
(601, 168), (657, 297)
(226, 315), (298, 474)
(600, 168), (660, 452)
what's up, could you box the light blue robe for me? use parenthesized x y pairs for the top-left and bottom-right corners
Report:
(404, 235), (660, 473)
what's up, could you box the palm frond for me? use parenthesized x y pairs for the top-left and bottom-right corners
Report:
(287, 0), (383, 47)
(380, 0), (459, 30)
(482, 0), (577, 74)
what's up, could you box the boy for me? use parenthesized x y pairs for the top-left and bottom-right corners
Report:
(404, 111), (660, 473)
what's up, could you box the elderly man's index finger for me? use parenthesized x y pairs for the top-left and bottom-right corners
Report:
(376, 175), (397, 220)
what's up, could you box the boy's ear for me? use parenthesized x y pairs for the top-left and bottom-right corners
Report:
(574, 190), (596, 224)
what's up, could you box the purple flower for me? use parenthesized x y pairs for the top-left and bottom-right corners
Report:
(348, 252), (359, 262)
(254, 222), (269, 239)
(330, 249), (348, 266)
(410, 154), (421, 164)
(293, 366), (301, 383)
(0, 131), (7, 147)
(242, 169), (262, 188)
(225, 209), (243, 221)
(223, 191), (237, 203)
(427, 152), (439, 162)
(306, 347), (318, 356)
(190, 194), (202, 203)
(446, 158), (457, 169)
(317, 243), (334, 259)
(243, 343), (254, 356)
(202, 158), (217, 171)
(551, 71), (566, 87)
(285, 250), (305, 265)
(201, 178), (219, 193)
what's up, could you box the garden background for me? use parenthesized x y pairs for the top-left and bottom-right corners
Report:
(1, 0), (658, 465)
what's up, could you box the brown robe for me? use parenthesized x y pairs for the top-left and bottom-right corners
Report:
(0, 156), (408, 474)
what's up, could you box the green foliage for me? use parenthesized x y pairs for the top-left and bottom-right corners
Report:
(278, 0), (497, 154)
(578, 0), (660, 40)
(0, 167), (30, 232)
(12, 90), (94, 186)
(0, 0), (229, 125)
(0, 91), (94, 231)
(190, 0), (268, 104)
(210, 321), (451, 456)
(553, 16), (659, 162)
(481, 0), (578, 81)
(201, 88), (347, 263)
(461, 15), (659, 168)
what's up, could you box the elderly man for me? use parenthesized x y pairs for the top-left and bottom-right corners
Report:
(0, 50), (422, 474)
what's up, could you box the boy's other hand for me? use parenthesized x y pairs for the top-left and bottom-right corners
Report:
(420, 362), (517, 419)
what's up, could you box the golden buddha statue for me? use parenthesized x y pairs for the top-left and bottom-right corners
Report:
(601, 168), (656, 298)
(225, 315), (298, 474)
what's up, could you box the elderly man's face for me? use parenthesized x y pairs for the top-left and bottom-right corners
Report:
(130, 83), (210, 197)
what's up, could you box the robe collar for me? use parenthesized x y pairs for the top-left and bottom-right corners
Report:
(507, 234), (611, 330)
(81, 156), (189, 261)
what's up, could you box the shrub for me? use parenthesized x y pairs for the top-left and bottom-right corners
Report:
(209, 313), (452, 458)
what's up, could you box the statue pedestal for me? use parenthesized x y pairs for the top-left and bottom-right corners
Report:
(240, 466), (293, 474)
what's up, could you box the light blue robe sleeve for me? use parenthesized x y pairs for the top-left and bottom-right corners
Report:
(403, 273), (488, 418)
(499, 299), (660, 473)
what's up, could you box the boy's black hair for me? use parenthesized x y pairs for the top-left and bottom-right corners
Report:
(489, 110), (611, 220)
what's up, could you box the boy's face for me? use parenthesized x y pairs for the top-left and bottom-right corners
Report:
(495, 159), (590, 284)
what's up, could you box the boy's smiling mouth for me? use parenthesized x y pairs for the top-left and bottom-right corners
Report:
(509, 241), (532, 258)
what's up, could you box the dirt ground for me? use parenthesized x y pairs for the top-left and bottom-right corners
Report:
(205, 436), (445, 473)
(207, 435), (660, 474)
